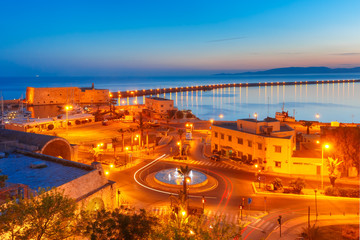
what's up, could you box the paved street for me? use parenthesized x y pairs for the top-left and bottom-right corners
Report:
(90, 125), (359, 240)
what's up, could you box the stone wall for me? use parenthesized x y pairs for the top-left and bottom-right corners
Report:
(26, 87), (109, 105)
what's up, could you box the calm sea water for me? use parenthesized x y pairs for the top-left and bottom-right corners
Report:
(1, 73), (360, 123)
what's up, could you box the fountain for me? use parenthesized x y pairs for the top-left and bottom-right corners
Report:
(155, 168), (207, 186)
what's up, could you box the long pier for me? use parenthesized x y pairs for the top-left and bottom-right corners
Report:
(111, 79), (360, 98)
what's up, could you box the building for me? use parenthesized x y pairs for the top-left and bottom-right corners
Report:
(5, 113), (94, 132)
(0, 129), (77, 161)
(145, 97), (177, 114)
(26, 84), (109, 106)
(210, 118), (327, 175)
(0, 152), (117, 210)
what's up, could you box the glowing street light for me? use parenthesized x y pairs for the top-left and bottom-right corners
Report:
(65, 105), (73, 135)
(317, 142), (330, 190)
(315, 113), (320, 120)
(219, 114), (224, 119)
(209, 119), (214, 124)
(254, 112), (258, 121)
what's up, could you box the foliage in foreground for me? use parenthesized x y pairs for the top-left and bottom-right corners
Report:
(0, 188), (242, 240)
(300, 224), (323, 240)
(0, 188), (77, 240)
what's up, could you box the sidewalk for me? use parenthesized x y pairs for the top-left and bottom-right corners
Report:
(266, 214), (359, 240)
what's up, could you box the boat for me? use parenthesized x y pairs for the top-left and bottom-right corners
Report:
(275, 103), (295, 122)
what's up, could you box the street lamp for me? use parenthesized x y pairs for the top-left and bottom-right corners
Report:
(65, 105), (73, 135)
(315, 113), (320, 120)
(254, 112), (258, 121)
(317, 142), (330, 190)
(314, 189), (318, 221)
(209, 119), (214, 125)
(177, 141), (182, 157)
(219, 114), (224, 119)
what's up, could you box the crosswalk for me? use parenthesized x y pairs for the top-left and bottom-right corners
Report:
(149, 206), (241, 225)
(167, 159), (242, 170)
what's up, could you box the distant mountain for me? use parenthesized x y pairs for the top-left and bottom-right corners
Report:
(216, 67), (360, 75)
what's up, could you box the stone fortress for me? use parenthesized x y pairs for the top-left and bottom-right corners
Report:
(26, 83), (109, 105)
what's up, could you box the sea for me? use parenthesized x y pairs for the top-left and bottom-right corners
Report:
(1, 73), (360, 123)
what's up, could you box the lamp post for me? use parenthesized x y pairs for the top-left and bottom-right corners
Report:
(314, 189), (318, 221)
(125, 146), (129, 166)
(321, 144), (330, 190)
(254, 112), (258, 121)
(202, 196), (205, 212)
(65, 105), (72, 135)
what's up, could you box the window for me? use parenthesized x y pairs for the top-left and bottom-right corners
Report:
(161, 105), (164, 107)
(221, 134), (224, 140)
(275, 161), (281, 168)
(258, 158), (263, 164)
(248, 154), (252, 161)
(275, 146), (282, 153)
(237, 138), (243, 144)
(238, 151), (243, 158)
(214, 132), (218, 138)
(247, 140), (252, 147)
(214, 144), (218, 150)
(228, 135), (232, 142)
(258, 143), (262, 150)
(170, 104), (172, 107)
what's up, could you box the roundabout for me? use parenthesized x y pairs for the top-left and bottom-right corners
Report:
(134, 157), (219, 195)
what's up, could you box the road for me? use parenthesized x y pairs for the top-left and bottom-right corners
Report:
(106, 129), (360, 240)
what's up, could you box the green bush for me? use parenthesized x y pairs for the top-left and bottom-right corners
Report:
(324, 186), (359, 198)
(289, 178), (306, 194)
(272, 178), (283, 190)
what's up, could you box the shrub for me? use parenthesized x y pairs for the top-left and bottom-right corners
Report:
(324, 186), (338, 196)
(75, 120), (81, 125)
(272, 178), (283, 190)
(324, 186), (359, 198)
(47, 124), (54, 130)
(289, 178), (306, 194)
(185, 112), (193, 118)
(175, 111), (184, 119)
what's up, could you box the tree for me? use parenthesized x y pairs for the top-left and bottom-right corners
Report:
(177, 165), (191, 202)
(77, 208), (158, 240)
(301, 121), (313, 134)
(323, 127), (360, 176)
(112, 137), (118, 158)
(175, 111), (184, 119)
(327, 157), (342, 187)
(0, 188), (78, 240)
(177, 128), (185, 156)
(118, 128), (127, 152)
(0, 169), (7, 188)
(128, 127), (138, 151)
(290, 178), (306, 194)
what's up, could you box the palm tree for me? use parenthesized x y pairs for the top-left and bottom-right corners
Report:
(302, 121), (313, 134)
(118, 128), (126, 152)
(327, 157), (343, 187)
(128, 127), (138, 151)
(138, 112), (144, 148)
(111, 137), (118, 158)
(177, 165), (191, 198)
(177, 129), (185, 156)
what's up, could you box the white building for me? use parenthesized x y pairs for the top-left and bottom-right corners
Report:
(211, 118), (324, 175)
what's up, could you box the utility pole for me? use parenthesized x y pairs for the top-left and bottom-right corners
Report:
(278, 215), (282, 237)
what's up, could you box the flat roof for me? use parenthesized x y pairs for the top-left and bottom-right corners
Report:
(240, 117), (279, 123)
(0, 154), (90, 190)
(213, 121), (293, 139)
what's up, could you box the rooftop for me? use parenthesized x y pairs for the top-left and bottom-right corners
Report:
(241, 117), (279, 123)
(0, 154), (90, 190)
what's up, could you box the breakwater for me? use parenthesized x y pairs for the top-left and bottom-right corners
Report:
(111, 79), (359, 98)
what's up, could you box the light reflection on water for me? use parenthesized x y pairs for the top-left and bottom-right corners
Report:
(122, 82), (360, 123)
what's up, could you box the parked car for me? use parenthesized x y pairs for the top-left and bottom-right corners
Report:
(210, 155), (220, 161)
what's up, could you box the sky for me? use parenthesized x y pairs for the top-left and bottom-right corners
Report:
(0, 0), (359, 76)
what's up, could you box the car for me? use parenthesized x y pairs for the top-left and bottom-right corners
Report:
(210, 155), (220, 161)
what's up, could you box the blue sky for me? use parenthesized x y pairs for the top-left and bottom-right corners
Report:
(0, 0), (359, 76)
